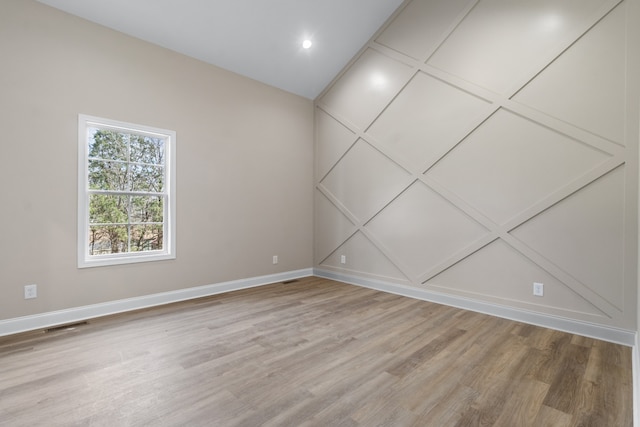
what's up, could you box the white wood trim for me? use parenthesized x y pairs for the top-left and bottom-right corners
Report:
(314, 268), (635, 346)
(77, 114), (177, 268)
(0, 269), (312, 337)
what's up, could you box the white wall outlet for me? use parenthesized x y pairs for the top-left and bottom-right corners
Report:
(24, 284), (37, 299)
(340, 255), (346, 264)
(272, 255), (278, 264)
(533, 282), (544, 297)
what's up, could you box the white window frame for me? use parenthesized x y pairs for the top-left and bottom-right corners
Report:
(78, 114), (176, 268)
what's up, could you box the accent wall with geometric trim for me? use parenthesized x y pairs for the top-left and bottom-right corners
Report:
(314, 0), (639, 330)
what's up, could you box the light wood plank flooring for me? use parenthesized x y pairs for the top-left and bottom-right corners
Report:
(0, 277), (632, 426)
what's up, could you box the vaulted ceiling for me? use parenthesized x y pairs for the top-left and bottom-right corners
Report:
(36, 0), (405, 99)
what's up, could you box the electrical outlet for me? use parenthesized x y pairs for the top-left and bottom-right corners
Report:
(24, 284), (37, 299)
(272, 255), (278, 265)
(533, 282), (544, 297)
(340, 255), (346, 264)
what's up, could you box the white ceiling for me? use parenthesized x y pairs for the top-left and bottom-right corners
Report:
(36, 0), (405, 99)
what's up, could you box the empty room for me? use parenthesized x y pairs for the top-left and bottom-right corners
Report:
(1, 0), (638, 425)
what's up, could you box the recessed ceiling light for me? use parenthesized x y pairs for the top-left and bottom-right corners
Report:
(302, 40), (312, 49)
(371, 72), (387, 89)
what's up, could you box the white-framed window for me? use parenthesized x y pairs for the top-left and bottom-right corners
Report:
(78, 114), (176, 268)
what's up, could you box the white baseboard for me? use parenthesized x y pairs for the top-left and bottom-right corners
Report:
(314, 268), (636, 347)
(0, 268), (313, 338)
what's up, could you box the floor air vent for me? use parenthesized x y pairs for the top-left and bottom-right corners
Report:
(282, 279), (299, 284)
(44, 321), (88, 333)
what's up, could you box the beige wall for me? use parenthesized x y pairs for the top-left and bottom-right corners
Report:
(315, 0), (640, 330)
(0, 0), (313, 321)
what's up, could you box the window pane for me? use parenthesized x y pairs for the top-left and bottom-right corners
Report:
(89, 225), (128, 255)
(88, 128), (127, 161)
(88, 159), (128, 191)
(89, 194), (128, 224)
(79, 114), (175, 267)
(130, 196), (164, 223)
(130, 134), (165, 165)
(130, 224), (163, 252)
(130, 164), (164, 192)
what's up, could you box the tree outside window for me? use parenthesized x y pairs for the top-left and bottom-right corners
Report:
(78, 115), (175, 268)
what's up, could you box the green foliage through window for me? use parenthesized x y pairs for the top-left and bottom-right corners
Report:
(86, 128), (166, 256)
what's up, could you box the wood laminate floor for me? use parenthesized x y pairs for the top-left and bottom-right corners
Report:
(0, 277), (633, 426)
